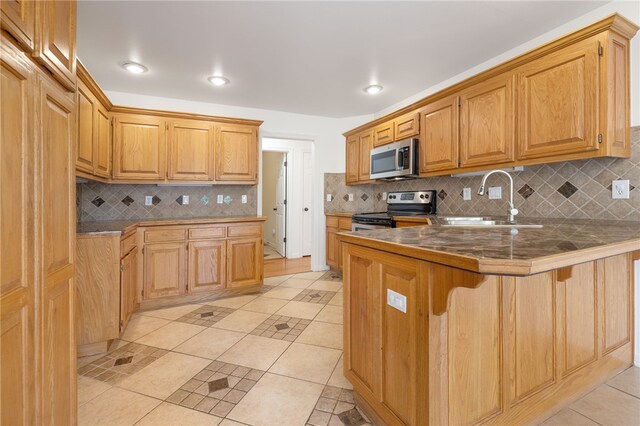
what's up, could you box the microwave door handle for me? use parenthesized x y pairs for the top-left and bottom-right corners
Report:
(396, 149), (404, 170)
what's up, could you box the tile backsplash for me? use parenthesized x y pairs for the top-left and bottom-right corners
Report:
(78, 182), (257, 222)
(325, 127), (640, 221)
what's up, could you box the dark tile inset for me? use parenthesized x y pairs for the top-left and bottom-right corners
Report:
(319, 271), (342, 282)
(360, 194), (369, 201)
(91, 196), (105, 207)
(169, 361), (264, 417)
(438, 190), (447, 200)
(292, 288), (336, 305)
(308, 385), (371, 426)
(176, 305), (235, 327)
(338, 408), (366, 426)
(376, 193), (382, 201)
(151, 195), (161, 206)
(250, 315), (312, 341)
(121, 195), (134, 206)
(78, 341), (167, 384)
(518, 184), (535, 199)
(557, 181), (578, 199)
(342, 194), (349, 202)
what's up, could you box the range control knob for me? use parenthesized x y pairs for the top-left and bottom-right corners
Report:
(420, 194), (425, 199)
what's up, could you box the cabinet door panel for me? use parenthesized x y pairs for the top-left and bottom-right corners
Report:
(120, 249), (138, 331)
(518, 40), (599, 159)
(143, 243), (186, 299)
(188, 241), (225, 293)
(94, 104), (110, 178)
(113, 114), (166, 180)
(227, 237), (262, 288)
(394, 111), (420, 140)
(601, 254), (631, 353)
(345, 135), (359, 184)
(460, 74), (515, 167)
(168, 120), (214, 181)
(215, 125), (257, 182)
(0, 42), (35, 425)
(76, 83), (94, 173)
(1, 0), (35, 51)
(420, 96), (459, 173)
(40, 76), (76, 423)
(373, 121), (394, 147)
(358, 131), (373, 182)
(33, 0), (76, 90)
(326, 228), (340, 270)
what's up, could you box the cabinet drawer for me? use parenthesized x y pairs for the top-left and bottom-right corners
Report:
(227, 224), (262, 238)
(121, 233), (137, 255)
(338, 218), (352, 230)
(144, 228), (186, 243)
(326, 216), (339, 228)
(189, 226), (226, 240)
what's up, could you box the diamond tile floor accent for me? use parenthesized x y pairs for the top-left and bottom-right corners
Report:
(175, 305), (235, 327)
(76, 271), (640, 426)
(78, 342), (168, 384)
(249, 315), (312, 341)
(292, 288), (337, 304)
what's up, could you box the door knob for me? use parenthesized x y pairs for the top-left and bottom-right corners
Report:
(304, 208), (309, 211)
(273, 208), (277, 211)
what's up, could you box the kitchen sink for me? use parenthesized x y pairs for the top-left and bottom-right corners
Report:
(440, 216), (543, 228)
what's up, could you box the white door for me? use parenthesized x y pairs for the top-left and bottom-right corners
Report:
(275, 155), (287, 256)
(302, 151), (312, 256)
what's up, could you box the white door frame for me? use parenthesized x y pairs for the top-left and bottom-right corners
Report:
(259, 135), (313, 260)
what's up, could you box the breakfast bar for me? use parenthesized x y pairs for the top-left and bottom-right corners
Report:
(338, 219), (640, 425)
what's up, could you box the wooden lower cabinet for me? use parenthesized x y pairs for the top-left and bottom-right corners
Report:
(188, 240), (225, 293)
(227, 237), (263, 288)
(120, 248), (138, 330)
(342, 242), (635, 425)
(143, 242), (187, 299)
(326, 215), (352, 271)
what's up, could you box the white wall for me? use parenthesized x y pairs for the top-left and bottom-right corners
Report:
(106, 90), (371, 271)
(375, 1), (640, 126)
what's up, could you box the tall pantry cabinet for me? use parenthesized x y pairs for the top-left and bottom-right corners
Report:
(1, 1), (78, 424)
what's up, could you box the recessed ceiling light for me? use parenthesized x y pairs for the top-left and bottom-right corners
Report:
(121, 62), (148, 74)
(208, 76), (230, 86)
(364, 84), (383, 95)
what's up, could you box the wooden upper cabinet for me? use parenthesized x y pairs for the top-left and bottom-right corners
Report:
(394, 111), (420, 140)
(517, 39), (600, 160)
(168, 120), (214, 181)
(214, 124), (258, 183)
(358, 131), (373, 182)
(460, 73), (515, 167)
(94, 103), (111, 178)
(33, 0), (76, 90)
(76, 82), (95, 174)
(373, 121), (394, 147)
(345, 135), (359, 184)
(188, 240), (225, 293)
(113, 114), (166, 180)
(1, 0), (35, 51)
(419, 96), (459, 173)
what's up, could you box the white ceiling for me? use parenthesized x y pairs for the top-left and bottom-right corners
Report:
(77, 1), (607, 118)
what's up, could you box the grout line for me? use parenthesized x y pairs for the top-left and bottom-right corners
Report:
(604, 383), (640, 400)
(567, 408), (604, 426)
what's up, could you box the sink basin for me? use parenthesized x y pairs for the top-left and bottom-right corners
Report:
(440, 216), (543, 229)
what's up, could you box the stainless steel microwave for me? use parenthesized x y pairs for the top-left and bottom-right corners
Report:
(370, 138), (418, 180)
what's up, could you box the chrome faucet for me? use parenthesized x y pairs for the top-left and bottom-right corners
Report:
(477, 169), (519, 223)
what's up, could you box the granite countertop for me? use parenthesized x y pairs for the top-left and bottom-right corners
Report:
(77, 216), (267, 235)
(338, 216), (640, 275)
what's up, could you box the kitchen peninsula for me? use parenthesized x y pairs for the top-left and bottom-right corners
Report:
(338, 219), (639, 425)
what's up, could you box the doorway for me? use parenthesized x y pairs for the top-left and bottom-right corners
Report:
(262, 151), (287, 259)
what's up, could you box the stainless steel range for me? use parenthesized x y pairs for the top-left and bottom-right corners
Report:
(351, 190), (437, 231)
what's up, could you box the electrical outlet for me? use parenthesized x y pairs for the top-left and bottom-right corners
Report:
(382, 192), (387, 200)
(145, 196), (153, 206)
(463, 188), (471, 201)
(612, 179), (630, 199)
(348, 193), (354, 201)
(488, 186), (502, 200)
(326, 194), (333, 202)
(241, 195), (247, 204)
(386, 289), (407, 313)
(182, 195), (189, 205)
(217, 195), (224, 204)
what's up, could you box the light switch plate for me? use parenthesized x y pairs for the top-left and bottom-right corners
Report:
(217, 195), (224, 204)
(144, 196), (153, 206)
(382, 192), (387, 201)
(348, 194), (354, 201)
(612, 179), (630, 199)
(182, 195), (189, 205)
(463, 188), (471, 201)
(241, 195), (247, 204)
(387, 289), (407, 313)
(488, 186), (502, 200)
(326, 194), (333, 202)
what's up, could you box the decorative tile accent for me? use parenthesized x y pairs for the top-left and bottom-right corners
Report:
(151, 195), (162, 206)
(249, 315), (311, 341)
(223, 195), (233, 205)
(175, 306), (235, 327)
(376, 193), (383, 201)
(77, 342), (168, 384)
(518, 184), (535, 199)
(438, 190), (447, 200)
(307, 385), (371, 426)
(91, 196), (105, 207)
(319, 271), (342, 282)
(167, 361), (263, 416)
(343, 194), (349, 202)
(176, 195), (187, 205)
(292, 289), (336, 305)
(201, 195), (209, 205)
(121, 196), (134, 206)
(360, 194), (369, 201)
(557, 181), (578, 199)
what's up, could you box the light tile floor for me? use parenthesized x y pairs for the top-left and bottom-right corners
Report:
(78, 270), (640, 426)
